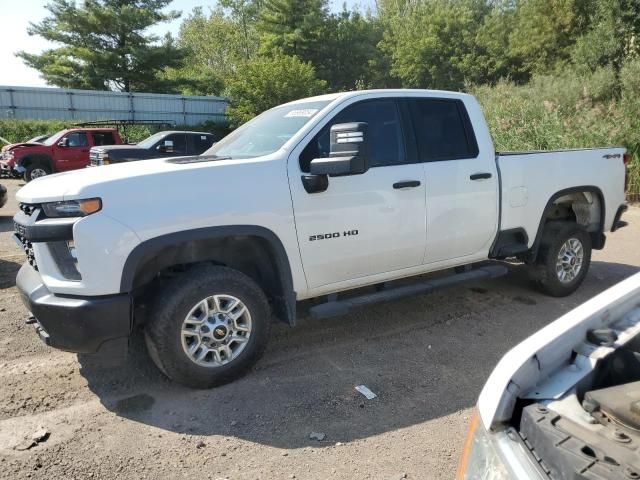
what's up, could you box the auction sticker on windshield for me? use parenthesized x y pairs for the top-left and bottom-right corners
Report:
(285, 109), (319, 118)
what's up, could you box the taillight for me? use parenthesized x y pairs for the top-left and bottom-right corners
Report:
(623, 153), (631, 192)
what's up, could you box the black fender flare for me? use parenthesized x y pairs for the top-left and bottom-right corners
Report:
(19, 153), (54, 172)
(120, 225), (297, 325)
(527, 185), (606, 262)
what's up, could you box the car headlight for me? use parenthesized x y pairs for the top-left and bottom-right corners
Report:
(41, 198), (102, 218)
(457, 412), (510, 480)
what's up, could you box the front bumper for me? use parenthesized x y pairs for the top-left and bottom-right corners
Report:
(16, 263), (132, 354)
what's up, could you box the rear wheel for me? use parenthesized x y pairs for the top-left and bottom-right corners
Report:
(24, 163), (51, 182)
(144, 265), (271, 388)
(532, 221), (592, 297)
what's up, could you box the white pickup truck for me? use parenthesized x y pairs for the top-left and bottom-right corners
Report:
(458, 272), (640, 480)
(13, 89), (630, 387)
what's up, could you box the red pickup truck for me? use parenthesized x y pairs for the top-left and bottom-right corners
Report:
(0, 128), (122, 181)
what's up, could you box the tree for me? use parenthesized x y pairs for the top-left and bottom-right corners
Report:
(378, 0), (494, 90)
(18, 0), (185, 92)
(224, 52), (326, 126)
(321, 9), (392, 90)
(257, 0), (329, 65)
(507, 0), (592, 76)
(571, 0), (640, 75)
(170, 5), (259, 95)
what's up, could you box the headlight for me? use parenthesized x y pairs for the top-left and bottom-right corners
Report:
(5, 150), (14, 160)
(42, 198), (102, 218)
(457, 412), (510, 480)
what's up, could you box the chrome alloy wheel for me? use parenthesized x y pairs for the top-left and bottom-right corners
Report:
(31, 168), (48, 179)
(555, 237), (584, 283)
(180, 294), (252, 367)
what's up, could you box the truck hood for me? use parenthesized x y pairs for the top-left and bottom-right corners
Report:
(16, 158), (188, 203)
(478, 272), (640, 430)
(15, 155), (259, 203)
(5, 142), (45, 151)
(91, 145), (142, 152)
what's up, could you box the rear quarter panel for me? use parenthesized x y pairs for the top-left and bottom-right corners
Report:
(497, 148), (626, 245)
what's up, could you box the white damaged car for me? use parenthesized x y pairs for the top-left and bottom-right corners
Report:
(458, 272), (640, 479)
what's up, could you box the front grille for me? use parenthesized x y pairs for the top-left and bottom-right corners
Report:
(90, 151), (102, 166)
(17, 234), (37, 270)
(16, 203), (40, 269)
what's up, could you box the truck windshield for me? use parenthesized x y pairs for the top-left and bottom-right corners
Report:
(42, 130), (66, 146)
(137, 132), (167, 149)
(204, 100), (331, 159)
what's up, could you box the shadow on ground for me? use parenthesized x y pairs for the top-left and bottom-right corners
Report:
(78, 260), (639, 449)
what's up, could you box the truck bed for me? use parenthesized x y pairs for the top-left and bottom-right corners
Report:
(496, 147), (627, 247)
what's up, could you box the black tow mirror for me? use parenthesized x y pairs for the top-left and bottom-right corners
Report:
(309, 122), (370, 177)
(157, 140), (174, 153)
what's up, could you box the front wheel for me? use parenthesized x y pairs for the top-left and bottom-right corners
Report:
(532, 221), (592, 297)
(144, 265), (271, 388)
(24, 163), (51, 182)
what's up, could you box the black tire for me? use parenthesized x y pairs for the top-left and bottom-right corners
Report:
(24, 163), (52, 182)
(532, 221), (592, 297)
(144, 265), (271, 388)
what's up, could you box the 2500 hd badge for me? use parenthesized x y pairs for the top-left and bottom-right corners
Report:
(309, 230), (359, 241)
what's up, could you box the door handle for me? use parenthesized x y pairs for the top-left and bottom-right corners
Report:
(393, 180), (421, 189)
(470, 172), (492, 180)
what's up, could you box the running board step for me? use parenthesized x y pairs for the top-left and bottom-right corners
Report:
(309, 264), (508, 319)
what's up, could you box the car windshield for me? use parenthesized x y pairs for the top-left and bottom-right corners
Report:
(204, 100), (331, 159)
(137, 132), (168, 149)
(42, 130), (67, 146)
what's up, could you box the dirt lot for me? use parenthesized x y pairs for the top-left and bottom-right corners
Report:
(0, 177), (638, 480)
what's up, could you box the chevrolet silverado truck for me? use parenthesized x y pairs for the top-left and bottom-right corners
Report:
(5, 128), (122, 181)
(458, 272), (640, 480)
(89, 130), (217, 166)
(13, 89), (629, 388)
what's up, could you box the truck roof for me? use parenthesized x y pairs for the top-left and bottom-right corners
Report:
(284, 88), (474, 106)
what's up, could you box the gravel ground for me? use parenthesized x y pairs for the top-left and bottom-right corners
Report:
(0, 177), (638, 480)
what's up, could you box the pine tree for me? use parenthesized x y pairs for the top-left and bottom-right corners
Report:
(18, 0), (185, 92)
(257, 0), (328, 64)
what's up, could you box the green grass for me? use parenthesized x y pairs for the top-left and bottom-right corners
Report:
(472, 62), (640, 199)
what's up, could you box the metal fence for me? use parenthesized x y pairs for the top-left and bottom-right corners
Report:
(0, 85), (228, 125)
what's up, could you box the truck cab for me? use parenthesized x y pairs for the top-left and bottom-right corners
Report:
(8, 128), (122, 181)
(89, 130), (217, 166)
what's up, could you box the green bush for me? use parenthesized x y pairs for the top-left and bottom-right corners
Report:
(472, 66), (640, 198)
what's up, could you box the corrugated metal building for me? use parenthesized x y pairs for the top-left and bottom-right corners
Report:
(0, 85), (228, 125)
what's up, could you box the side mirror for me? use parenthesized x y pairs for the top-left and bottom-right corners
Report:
(57, 138), (69, 148)
(309, 122), (370, 177)
(157, 140), (174, 153)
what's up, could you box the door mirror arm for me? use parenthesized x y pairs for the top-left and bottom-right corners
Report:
(301, 174), (329, 194)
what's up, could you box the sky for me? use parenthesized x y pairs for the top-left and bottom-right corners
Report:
(0, 0), (376, 88)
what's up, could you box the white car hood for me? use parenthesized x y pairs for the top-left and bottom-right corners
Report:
(478, 272), (640, 430)
(15, 156), (249, 203)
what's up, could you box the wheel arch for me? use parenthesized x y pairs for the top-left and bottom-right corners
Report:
(20, 153), (54, 171)
(528, 185), (605, 262)
(121, 226), (296, 325)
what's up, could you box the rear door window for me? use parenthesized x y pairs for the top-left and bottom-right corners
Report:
(91, 131), (116, 146)
(408, 99), (478, 161)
